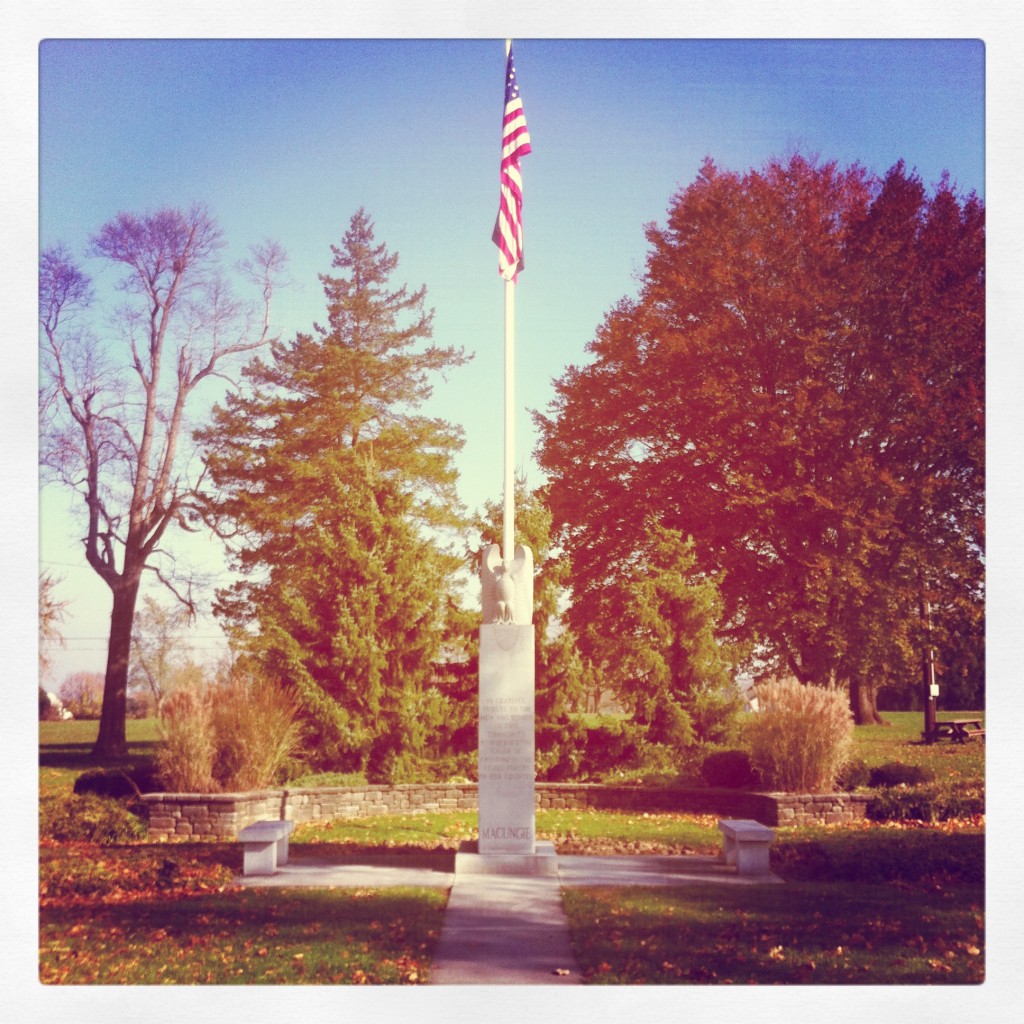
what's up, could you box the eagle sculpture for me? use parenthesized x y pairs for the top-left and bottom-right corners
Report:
(480, 543), (533, 625)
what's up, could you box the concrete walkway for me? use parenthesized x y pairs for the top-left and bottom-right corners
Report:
(431, 870), (581, 984)
(238, 846), (782, 985)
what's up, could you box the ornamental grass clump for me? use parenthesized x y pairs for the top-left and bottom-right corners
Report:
(155, 687), (216, 792)
(742, 677), (853, 792)
(208, 670), (304, 791)
(155, 669), (303, 792)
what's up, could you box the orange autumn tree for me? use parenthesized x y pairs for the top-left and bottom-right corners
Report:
(536, 155), (984, 724)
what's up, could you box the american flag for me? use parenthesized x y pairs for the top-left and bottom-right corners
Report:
(492, 45), (532, 281)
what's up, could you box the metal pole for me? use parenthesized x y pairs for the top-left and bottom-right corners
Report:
(503, 281), (515, 566)
(502, 36), (515, 568)
(922, 596), (937, 743)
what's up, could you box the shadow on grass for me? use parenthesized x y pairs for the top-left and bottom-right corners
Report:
(40, 884), (447, 984)
(41, 884), (443, 934)
(40, 741), (158, 771)
(564, 880), (985, 984)
(289, 845), (457, 871)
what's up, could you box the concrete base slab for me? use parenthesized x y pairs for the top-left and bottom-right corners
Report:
(236, 852), (455, 889)
(557, 854), (784, 886)
(454, 839), (558, 876)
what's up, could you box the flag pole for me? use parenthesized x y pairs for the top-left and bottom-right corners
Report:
(502, 36), (515, 569)
(503, 275), (515, 567)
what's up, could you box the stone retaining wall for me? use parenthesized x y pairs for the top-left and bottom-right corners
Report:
(140, 783), (868, 841)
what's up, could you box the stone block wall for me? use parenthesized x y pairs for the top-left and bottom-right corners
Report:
(284, 784), (478, 825)
(535, 784), (868, 825)
(140, 782), (867, 840)
(769, 792), (871, 827)
(143, 791), (286, 841)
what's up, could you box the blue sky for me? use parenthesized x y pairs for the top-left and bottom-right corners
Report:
(35, 36), (988, 679)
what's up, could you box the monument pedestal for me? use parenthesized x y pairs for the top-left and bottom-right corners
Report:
(478, 622), (536, 857)
(454, 839), (557, 876)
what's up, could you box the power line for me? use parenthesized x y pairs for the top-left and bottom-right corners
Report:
(49, 635), (231, 641)
(39, 558), (241, 581)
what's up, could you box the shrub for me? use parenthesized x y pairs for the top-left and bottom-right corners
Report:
(40, 793), (146, 844)
(835, 757), (871, 791)
(364, 746), (434, 786)
(700, 748), (759, 789)
(866, 782), (983, 822)
(73, 765), (161, 799)
(868, 761), (937, 788)
(577, 718), (643, 778)
(536, 717), (588, 781)
(285, 770), (368, 788)
(742, 678), (853, 792)
(773, 827), (984, 884)
(688, 682), (743, 746)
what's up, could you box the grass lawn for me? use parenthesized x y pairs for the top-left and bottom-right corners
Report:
(290, 808), (724, 854)
(39, 717), (158, 797)
(853, 710), (985, 773)
(562, 880), (984, 984)
(38, 839), (446, 984)
(41, 887), (444, 984)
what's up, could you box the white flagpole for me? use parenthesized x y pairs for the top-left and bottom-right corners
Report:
(503, 275), (515, 567)
(502, 37), (515, 568)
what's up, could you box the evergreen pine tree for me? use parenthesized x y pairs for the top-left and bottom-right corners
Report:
(198, 210), (470, 772)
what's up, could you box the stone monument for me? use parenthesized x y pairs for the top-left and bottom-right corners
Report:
(477, 542), (535, 854)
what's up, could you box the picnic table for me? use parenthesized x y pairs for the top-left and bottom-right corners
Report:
(931, 718), (985, 743)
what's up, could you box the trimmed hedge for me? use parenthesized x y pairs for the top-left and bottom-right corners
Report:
(73, 766), (161, 799)
(700, 749), (759, 789)
(868, 762), (937, 788)
(835, 757), (871, 791)
(773, 826), (984, 884)
(866, 783), (984, 822)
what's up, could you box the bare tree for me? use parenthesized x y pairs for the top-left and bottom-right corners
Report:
(38, 571), (67, 684)
(40, 205), (286, 758)
(129, 593), (195, 714)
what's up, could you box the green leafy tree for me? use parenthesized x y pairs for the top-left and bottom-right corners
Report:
(197, 210), (470, 774)
(536, 155), (983, 724)
(574, 522), (741, 749)
(419, 595), (479, 773)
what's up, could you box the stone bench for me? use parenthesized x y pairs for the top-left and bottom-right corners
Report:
(718, 819), (775, 876)
(238, 820), (295, 876)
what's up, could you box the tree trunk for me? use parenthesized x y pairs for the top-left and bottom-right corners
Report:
(91, 576), (142, 760)
(848, 674), (888, 726)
